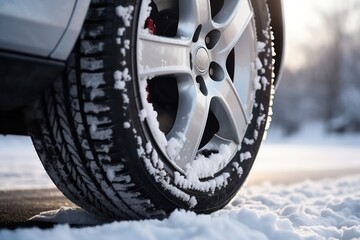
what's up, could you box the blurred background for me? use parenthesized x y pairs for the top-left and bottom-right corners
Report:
(248, 0), (360, 184)
(274, 0), (360, 135)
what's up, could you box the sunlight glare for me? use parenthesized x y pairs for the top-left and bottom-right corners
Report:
(282, 0), (324, 70)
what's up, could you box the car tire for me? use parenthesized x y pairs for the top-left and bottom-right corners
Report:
(26, 0), (274, 219)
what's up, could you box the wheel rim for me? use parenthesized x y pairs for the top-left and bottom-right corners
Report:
(136, 0), (257, 176)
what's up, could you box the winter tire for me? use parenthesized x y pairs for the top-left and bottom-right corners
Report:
(27, 0), (274, 219)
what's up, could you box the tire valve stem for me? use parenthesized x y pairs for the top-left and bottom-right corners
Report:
(145, 18), (156, 35)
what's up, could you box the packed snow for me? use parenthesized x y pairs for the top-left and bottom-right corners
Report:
(115, 5), (134, 27)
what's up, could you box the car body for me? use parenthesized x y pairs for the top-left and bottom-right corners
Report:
(0, 0), (89, 134)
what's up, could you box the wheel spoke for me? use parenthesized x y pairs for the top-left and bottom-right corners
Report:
(138, 33), (191, 79)
(192, 0), (212, 26)
(178, 0), (212, 37)
(166, 78), (210, 169)
(213, 0), (253, 55)
(209, 76), (249, 143)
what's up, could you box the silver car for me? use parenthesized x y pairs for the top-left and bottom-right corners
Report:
(0, 0), (284, 219)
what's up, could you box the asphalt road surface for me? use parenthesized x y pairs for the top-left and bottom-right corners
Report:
(1, 168), (359, 229)
(0, 188), (75, 228)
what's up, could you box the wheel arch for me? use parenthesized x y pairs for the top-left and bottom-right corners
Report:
(266, 0), (284, 87)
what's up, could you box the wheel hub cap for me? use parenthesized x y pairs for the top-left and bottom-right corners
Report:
(195, 47), (210, 74)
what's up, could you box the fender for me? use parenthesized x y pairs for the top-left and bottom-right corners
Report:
(267, 0), (284, 87)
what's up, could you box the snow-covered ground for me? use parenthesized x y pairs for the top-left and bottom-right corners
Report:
(253, 123), (360, 177)
(0, 122), (360, 239)
(0, 175), (359, 239)
(0, 135), (55, 190)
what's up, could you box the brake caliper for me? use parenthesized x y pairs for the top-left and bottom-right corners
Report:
(145, 18), (156, 35)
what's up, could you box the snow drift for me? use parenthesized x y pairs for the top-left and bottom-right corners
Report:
(1, 175), (359, 240)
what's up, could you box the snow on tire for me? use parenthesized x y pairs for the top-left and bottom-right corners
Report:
(26, 0), (275, 219)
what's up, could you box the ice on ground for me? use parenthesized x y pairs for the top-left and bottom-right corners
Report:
(1, 175), (359, 240)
